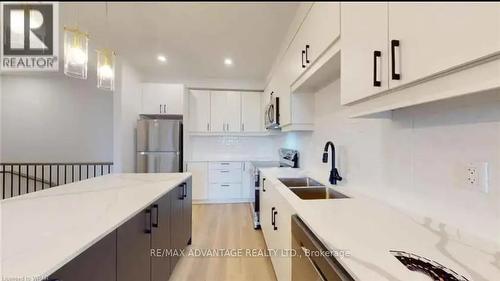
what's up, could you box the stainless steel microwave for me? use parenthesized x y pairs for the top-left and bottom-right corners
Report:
(264, 96), (279, 129)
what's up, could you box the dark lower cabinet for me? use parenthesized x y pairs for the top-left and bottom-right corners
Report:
(48, 231), (116, 281)
(47, 179), (192, 281)
(117, 209), (152, 281)
(183, 178), (193, 246)
(151, 191), (172, 281)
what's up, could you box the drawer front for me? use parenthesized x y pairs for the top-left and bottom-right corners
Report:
(209, 161), (242, 170)
(209, 183), (242, 199)
(209, 169), (242, 183)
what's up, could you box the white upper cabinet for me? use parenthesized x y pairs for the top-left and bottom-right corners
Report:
(241, 93), (262, 132)
(341, 3), (389, 104)
(210, 91), (241, 133)
(284, 2), (340, 86)
(341, 2), (500, 106)
(388, 2), (500, 88)
(188, 90), (211, 132)
(141, 83), (184, 114)
(299, 2), (340, 66)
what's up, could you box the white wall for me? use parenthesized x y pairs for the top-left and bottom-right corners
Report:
(1, 73), (113, 162)
(276, 79), (500, 243)
(113, 61), (142, 172)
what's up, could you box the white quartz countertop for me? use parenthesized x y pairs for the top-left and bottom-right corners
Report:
(1, 173), (191, 280)
(260, 168), (500, 281)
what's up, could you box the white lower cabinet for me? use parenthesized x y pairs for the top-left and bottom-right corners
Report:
(188, 161), (253, 203)
(260, 177), (293, 281)
(208, 183), (242, 200)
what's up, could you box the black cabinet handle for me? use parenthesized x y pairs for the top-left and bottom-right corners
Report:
(152, 204), (159, 228)
(179, 185), (184, 200)
(160, 104), (162, 113)
(272, 208), (278, 231)
(373, 50), (382, 87)
(301, 50), (306, 68)
(305, 44), (310, 64)
(262, 178), (266, 192)
(271, 207), (275, 226)
(145, 209), (152, 234)
(183, 183), (187, 198)
(391, 40), (401, 80)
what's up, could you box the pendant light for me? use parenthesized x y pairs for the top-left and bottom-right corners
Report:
(63, 6), (88, 79)
(96, 49), (116, 91)
(96, 2), (116, 91)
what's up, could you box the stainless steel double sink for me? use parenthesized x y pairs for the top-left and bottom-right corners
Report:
(278, 177), (349, 200)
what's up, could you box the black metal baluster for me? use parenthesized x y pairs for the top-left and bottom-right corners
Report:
(100, 165), (103, 176)
(18, 165), (21, 195)
(26, 165), (29, 194)
(94, 165), (96, 178)
(64, 165), (67, 184)
(34, 165), (37, 192)
(108, 165), (110, 174)
(86, 165), (89, 180)
(10, 165), (14, 198)
(79, 165), (82, 181)
(49, 165), (52, 187)
(57, 165), (60, 186)
(2, 165), (5, 199)
(72, 165), (75, 182)
(42, 165), (45, 190)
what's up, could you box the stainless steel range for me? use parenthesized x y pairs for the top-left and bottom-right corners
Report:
(251, 148), (298, 229)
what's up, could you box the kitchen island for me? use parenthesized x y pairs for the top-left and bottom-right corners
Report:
(1, 173), (192, 280)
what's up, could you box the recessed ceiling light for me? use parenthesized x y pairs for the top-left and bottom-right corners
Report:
(224, 58), (233, 66)
(157, 55), (167, 63)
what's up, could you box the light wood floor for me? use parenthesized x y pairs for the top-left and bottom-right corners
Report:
(169, 203), (277, 281)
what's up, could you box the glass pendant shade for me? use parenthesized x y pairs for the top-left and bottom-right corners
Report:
(63, 27), (89, 79)
(96, 49), (116, 91)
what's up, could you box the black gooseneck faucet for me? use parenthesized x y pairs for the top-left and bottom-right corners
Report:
(322, 141), (343, 185)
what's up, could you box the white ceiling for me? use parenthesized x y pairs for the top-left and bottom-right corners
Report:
(60, 2), (299, 84)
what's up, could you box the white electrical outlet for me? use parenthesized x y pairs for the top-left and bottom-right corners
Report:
(466, 162), (489, 193)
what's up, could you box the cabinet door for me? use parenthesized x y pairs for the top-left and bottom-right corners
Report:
(340, 3), (389, 105)
(186, 162), (208, 201)
(241, 93), (262, 132)
(170, 185), (185, 272)
(189, 90), (211, 132)
(225, 91), (241, 132)
(49, 231), (116, 281)
(142, 83), (184, 115)
(273, 194), (293, 281)
(117, 209), (151, 281)
(300, 2), (340, 66)
(241, 162), (254, 199)
(151, 192), (172, 281)
(388, 2), (500, 88)
(182, 180), (192, 246)
(209, 91), (227, 132)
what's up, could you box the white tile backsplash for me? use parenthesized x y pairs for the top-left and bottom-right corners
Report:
(276, 79), (500, 243)
(189, 135), (279, 161)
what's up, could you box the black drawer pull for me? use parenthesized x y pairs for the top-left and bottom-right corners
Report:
(373, 50), (382, 87)
(305, 44), (310, 63)
(262, 178), (266, 192)
(271, 207), (276, 226)
(272, 209), (278, 231)
(301, 50), (306, 68)
(152, 204), (159, 228)
(391, 39), (401, 80)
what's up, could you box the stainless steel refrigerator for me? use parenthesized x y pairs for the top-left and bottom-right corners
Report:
(136, 116), (183, 173)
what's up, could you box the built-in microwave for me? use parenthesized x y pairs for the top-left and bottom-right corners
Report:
(264, 95), (279, 130)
